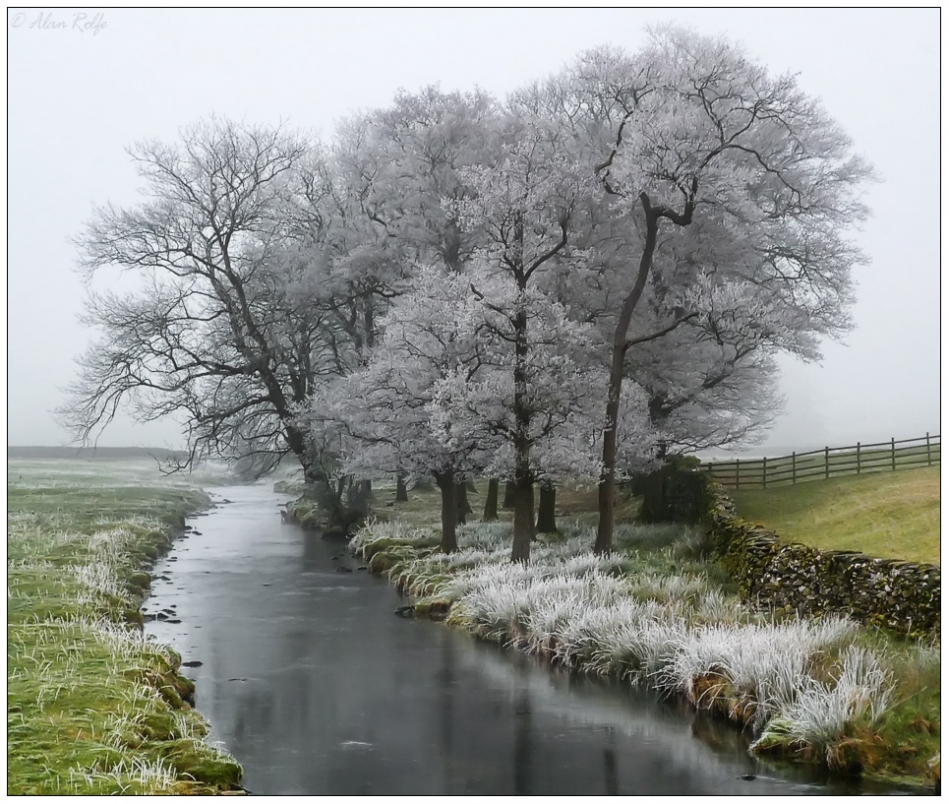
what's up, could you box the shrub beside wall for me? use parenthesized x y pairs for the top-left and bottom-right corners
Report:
(696, 474), (940, 637)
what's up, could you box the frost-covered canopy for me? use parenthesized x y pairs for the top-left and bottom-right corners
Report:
(65, 28), (871, 556)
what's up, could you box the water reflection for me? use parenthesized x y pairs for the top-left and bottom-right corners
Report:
(143, 485), (908, 796)
(603, 731), (619, 795)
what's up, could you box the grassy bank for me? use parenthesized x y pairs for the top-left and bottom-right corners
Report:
(729, 466), (940, 565)
(8, 459), (243, 795)
(349, 499), (940, 790)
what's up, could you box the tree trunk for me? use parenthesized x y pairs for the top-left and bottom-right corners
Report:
(483, 478), (499, 522)
(595, 341), (626, 554)
(502, 481), (516, 509)
(455, 481), (472, 526)
(395, 473), (408, 503)
(434, 471), (458, 553)
(594, 190), (695, 554)
(511, 475), (534, 563)
(639, 469), (668, 523)
(510, 226), (536, 563)
(536, 482), (557, 533)
(596, 197), (658, 556)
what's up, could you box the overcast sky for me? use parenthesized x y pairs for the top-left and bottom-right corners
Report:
(6, 8), (941, 454)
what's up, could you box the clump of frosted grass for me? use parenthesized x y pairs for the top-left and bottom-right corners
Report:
(349, 520), (434, 555)
(655, 617), (859, 728)
(754, 647), (895, 759)
(73, 563), (125, 600)
(457, 521), (513, 551)
(627, 572), (709, 605)
(690, 588), (746, 624)
(565, 602), (685, 679)
(82, 756), (179, 794)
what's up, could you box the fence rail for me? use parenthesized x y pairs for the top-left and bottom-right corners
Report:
(700, 433), (940, 489)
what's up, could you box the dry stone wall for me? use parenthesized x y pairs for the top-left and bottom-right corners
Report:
(700, 476), (940, 637)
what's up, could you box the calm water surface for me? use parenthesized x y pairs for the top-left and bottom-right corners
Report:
(145, 484), (908, 796)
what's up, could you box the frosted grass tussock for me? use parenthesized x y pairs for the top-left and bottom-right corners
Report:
(82, 617), (174, 668)
(833, 646), (895, 724)
(691, 588), (746, 624)
(627, 573), (708, 605)
(418, 546), (508, 574)
(349, 520), (432, 555)
(93, 515), (162, 531)
(393, 560), (454, 598)
(73, 562), (125, 600)
(456, 521), (512, 550)
(670, 623), (810, 726)
(450, 583), (527, 639)
(654, 617), (861, 731)
(84, 756), (179, 794)
(521, 591), (586, 656)
(550, 550), (625, 578)
(585, 613), (688, 680)
(88, 526), (135, 552)
(757, 647), (896, 754)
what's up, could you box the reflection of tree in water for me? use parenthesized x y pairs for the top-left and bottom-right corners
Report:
(689, 710), (752, 759)
(229, 683), (277, 751)
(302, 530), (321, 571)
(513, 685), (532, 794)
(603, 727), (618, 795)
(438, 630), (455, 757)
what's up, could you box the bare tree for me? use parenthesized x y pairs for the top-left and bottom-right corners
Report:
(62, 118), (344, 493)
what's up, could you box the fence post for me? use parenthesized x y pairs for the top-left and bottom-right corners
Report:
(792, 452), (797, 485)
(856, 442), (861, 475)
(825, 446), (829, 479)
(927, 432), (932, 466)
(891, 437), (896, 471)
(762, 455), (767, 488)
(735, 459), (740, 489)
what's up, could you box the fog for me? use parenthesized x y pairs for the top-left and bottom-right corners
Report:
(7, 8), (940, 456)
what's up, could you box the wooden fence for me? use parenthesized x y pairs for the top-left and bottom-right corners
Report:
(700, 433), (940, 489)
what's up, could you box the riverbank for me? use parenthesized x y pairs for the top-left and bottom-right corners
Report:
(7, 460), (243, 795)
(350, 518), (939, 792)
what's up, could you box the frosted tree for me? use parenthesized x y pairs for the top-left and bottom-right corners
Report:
(311, 265), (492, 552)
(428, 270), (614, 480)
(550, 29), (874, 553)
(446, 112), (634, 560)
(343, 87), (499, 271)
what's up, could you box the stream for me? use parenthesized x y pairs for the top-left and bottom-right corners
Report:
(143, 484), (907, 795)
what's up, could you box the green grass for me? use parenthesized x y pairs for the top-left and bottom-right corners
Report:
(7, 458), (243, 795)
(729, 466), (940, 565)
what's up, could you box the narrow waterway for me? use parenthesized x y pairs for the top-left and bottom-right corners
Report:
(145, 484), (901, 796)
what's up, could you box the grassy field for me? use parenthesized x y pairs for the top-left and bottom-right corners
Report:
(7, 458), (242, 795)
(729, 466), (940, 565)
